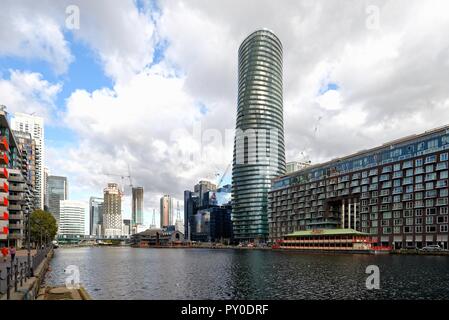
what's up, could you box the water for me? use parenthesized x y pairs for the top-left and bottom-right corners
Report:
(44, 247), (449, 300)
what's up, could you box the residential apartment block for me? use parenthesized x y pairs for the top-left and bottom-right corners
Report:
(269, 125), (449, 250)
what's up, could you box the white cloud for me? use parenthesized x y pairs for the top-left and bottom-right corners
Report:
(3, 0), (449, 217)
(0, 70), (61, 119)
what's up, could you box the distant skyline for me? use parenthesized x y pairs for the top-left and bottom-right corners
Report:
(1, 0), (449, 228)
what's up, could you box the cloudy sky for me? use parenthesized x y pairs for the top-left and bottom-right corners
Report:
(1, 0), (448, 228)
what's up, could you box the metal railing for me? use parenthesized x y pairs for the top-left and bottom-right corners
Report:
(0, 245), (52, 300)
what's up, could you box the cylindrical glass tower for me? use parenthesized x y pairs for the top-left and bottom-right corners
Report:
(232, 29), (286, 242)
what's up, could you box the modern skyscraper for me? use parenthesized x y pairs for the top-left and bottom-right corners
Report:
(11, 113), (45, 210)
(47, 175), (68, 225)
(59, 200), (86, 236)
(132, 187), (144, 232)
(103, 183), (122, 237)
(43, 167), (49, 211)
(160, 195), (173, 228)
(194, 180), (217, 206)
(232, 29), (286, 242)
(89, 197), (104, 236)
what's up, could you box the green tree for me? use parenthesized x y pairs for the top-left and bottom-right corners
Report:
(30, 210), (58, 246)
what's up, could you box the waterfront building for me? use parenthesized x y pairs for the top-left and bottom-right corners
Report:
(232, 29), (286, 242)
(89, 196), (103, 236)
(103, 183), (123, 237)
(269, 125), (449, 250)
(0, 106), (33, 248)
(160, 195), (173, 228)
(47, 175), (68, 226)
(11, 112), (45, 210)
(190, 206), (233, 243)
(131, 227), (185, 247)
(59, 200), (86, 236)
(132, 186), (144, 233)
(286, 161), (311, 174)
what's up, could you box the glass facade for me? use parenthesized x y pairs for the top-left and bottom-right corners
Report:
(232, 29), (286, 241)
(269, 126), (449, 249)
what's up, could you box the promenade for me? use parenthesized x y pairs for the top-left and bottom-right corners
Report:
(0, 247), (51, 300)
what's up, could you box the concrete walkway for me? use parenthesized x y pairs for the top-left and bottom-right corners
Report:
(0, 250), (37, 295)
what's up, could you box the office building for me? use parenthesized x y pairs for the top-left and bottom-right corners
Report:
(89, 197), (103, 236)
(269, 125), (449, 250)
(122, 219), (131, 236)
(43, 167), (49, 211)
(47, 175), (68, 225)
(59, 200), (86, 236)
(103, 183), (123, 237)
(11, 112), (45, 210)
(160, 195), (173, 228)
(132, 187), (144, 233)
(194, 180), (216, 207)
(232, 29), (286, 242)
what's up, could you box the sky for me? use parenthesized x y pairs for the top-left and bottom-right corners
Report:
(1, 0), (449, 231)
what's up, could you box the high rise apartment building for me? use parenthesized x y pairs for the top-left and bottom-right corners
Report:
(160, 195), (173, 228)
(103, 183), (123, 237)
(11, 113), (45, 210)
(232, 29), (286, 242)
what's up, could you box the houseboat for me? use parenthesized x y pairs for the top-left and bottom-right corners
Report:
(276, 229), (391, 254)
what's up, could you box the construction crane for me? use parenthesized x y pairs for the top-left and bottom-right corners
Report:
(103, 166), (133, 193)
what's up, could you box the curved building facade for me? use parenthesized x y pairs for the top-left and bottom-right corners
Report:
(232, 29), (286, 242)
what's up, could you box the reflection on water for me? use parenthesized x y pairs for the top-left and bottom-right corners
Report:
(44, 247), (449, 300)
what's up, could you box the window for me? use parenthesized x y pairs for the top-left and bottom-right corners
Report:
(403, 160), (413, 169)
(406, 169), (414, 177)
(425, 155), (436, 164)
(426, 208), (436, 215)
(440, 225), (448, 233)
(426, 225), (436, 233)
(441, 207), (449, 215)
(437, 216), (448, 224)
(440, 153), (448, 161)
(415, 175), (423, 183)
(383, 227), (392, 234)
(440, 171), (448, 179)
(406, 218), (414, 225)
(404, 226), (413, 233)
(416, 217), (423, 224)
(426, 216), (434, 224)
(393, 163), (401, 171)
(393, 211), (401, 218)
(383, 212), (392, 219)
(394, 226), (401, 234)
(415, 158), (423, 166)
(415, 209), (423, 216)
(394, 219), (403, 226)
(415, 226), (423, 233)
(425, 165), (434, 173)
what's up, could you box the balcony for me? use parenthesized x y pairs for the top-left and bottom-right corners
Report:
(9, 214), (23, 220)
(8, 204), (22, 211)
(8, 174), (24, 183)
(8, 233), (22, 240)
(9, 184), (24, 192)
(0, 152), (8, 165)
(8, 222), (23, 230)
(0, 167), (7, 179)
(0, 136), (9, 152)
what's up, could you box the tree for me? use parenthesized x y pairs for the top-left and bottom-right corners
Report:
(30, 210), (58, 246)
